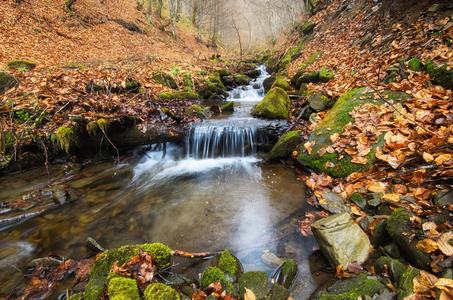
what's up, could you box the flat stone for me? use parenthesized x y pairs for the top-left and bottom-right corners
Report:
(319, 192), (351, 214)
(261, 252), (284, 269)
(311, 213), (371, 268)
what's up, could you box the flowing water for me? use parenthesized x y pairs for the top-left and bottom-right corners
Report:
(0, 66), (328, 299)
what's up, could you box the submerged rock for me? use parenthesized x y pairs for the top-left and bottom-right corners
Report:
(261, 252), (284, 268)
(201, 266), (238, 296)
(319, 192), (351, 214)
(272, 259), (298, 290)
(212, 250), (243, 283)
(251, 87), (291, 120)
(311, 213), (370, 268)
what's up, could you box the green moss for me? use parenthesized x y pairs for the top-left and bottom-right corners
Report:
(233, 74), (251, 85)
(319, 65), (335, 82)
(7, 60), (36, 70)
(153, 73), (178, 89)
(300, 21), (316, 34)
(56, 126), (77, 154)
(295, 87), (410, 178)
(97, 118), (109, 133)
(251, 87), (291, 119)
(318, 274), (385, 300)
(201, 267), (237, 295)
(107, 274), (140, 300)
(408, 58), (421, 72)
(299, 51), (323, 70)
(267, 130), (301, 161)
(222, 101), (234, 112)
(89, 243), (171, 277)
(424, 59), (453, 90)
(198, 70), (208, 76)
(271, 77), (290, 91)
(281, 259), (297, 274)
(218, 250), (237, 277)
(398, 268), (420, 299)
(179, 92), (200, 100)
(348, 193), (366, 208)
(84, 274), (107, 300)
(87, 121), (98, 136)
(238, 271), (270, 299)
(279, 55), (292, 71)
(144, 282), (179, 300)
(158, 92), (179, 100)
(67, 292), (84, 300)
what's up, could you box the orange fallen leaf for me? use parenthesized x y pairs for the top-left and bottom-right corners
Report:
(416, 239), (439, 253)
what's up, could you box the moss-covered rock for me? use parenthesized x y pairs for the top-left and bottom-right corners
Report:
(153, 72), (178, 89)
(315, 273), (385, 300)
(271, 77), (290, 91)
(297, 71), (320, 85)
(308, 93), (329, 112)
(179, 91), (200, 100)
(251, 87), (291, 120)
(291, 70), (306, 88)
(398, 268), (420, 299)
(201, 267), (238, 296)
(279, 55), (292, 71)
(245, 69), (262, 79)
(198, 82), (228, 100)
(274, 259), (298, 290)
(84, 274), (107, 300)
(295, 87), (410, 178)
(89, 243), (171, 277)
(374, 256), (407, 287)
(187, 105), (210, 118)
(218, 250), (238, 277)
(300, 21), (316, 35)
(158, 92), (179, 100)
(218, 69), (232, 77)
(233, 74), (251, 86)
(67, 292), (84, 300)
(238, 271), (270, 300)
(0, 72), (19, 93)
(222, 101), (234, 112)
(424, 59), (453, 90)
(144, 282), (180, 300)
(270, 282), (289, 300)
(387, 208), (431, 271)
(107, 274), (140, 300)
(319, 65), (335, 82)
(7, 60), (36, 70)
(267, 130), (301, 161)
(158, 91), (200, 100)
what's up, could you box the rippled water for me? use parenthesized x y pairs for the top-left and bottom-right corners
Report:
(0, 66), (329, 299)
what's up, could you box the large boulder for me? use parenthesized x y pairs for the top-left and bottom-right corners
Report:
(251, 87), (291, 120)
(267, 130), (301, 161)
(295, 87), (410, 178)
(238, 271), (270, 300)
(311, 213), (371, 269)
(233, 74), (251, 86)
(263, 76), (276, 93)
(308, 93), (329, 112)
(0, 72), (19, 93)
(271, 77), (290, 91)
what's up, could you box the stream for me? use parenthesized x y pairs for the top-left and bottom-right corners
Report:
(0, 66), (329, 299)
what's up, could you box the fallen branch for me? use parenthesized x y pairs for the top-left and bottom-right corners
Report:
(171, 250), (220, 258)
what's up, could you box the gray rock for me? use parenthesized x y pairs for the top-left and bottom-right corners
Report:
(434, 190), (453, 206)
(311, 213), (371, 268)
(270, 282), (289, 300)
(319, 192), (351, 214)
(374, 256), (406, 285)
(261, 252), (284, 268)
(371, 218), (392, 247)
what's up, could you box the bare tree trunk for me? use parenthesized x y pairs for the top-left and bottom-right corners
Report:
(169, 0), (177, 38)
(146, 0), (152, 25)
(232, 18), (243, 62)
(176, 0), (182, 21)
(157, 0), (163, 19)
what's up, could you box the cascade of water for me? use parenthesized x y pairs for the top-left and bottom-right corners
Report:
(226, 65), (269, 101)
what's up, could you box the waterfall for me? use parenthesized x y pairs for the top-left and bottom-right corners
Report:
(185, 124), (267, 159)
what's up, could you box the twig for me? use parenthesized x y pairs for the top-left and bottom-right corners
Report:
(39, 139), (50, 177)
(377, 164), (437, 182)
(353, 68), (441, 138)
(100, 129), (120, 165)
(29, 0), (42, 27)
(285, 102), (308, 133)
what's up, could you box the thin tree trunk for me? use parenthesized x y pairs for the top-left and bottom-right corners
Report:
(232, 18), (243, 63)
(147, 0), (152, 25)
(157, 0), (163, 19)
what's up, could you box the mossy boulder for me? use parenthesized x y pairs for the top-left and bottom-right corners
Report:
(251, 87), (291, 120)
(299, 51), (323, 70)
(267, 130), (301, 161)
(89, 243), (171, 277)
(0, 72), (19, 93)
(319, 65), (335, 82)
(218, 69), (232, 77)
(212, 250), (243, 283)
(387, 208), (431, 271)
(238, 271), (270, 300)
(187, 105), (210, 118)
(297, 71), (320, 85)
(374, 256), (407, 287)
(270, 282), (289, 300)
(179, 91), (200, 100)
(295, 87), (410, 178)
(312, 273), (385, 300)
(198, 82), (228, 100)
(222, 101), (234, 112)
(84, 274), (107, 300)
(424, 59), (453, 90)
(291, 70), (305, 88)
(308, 93), (329, 112)
(158, 92), (179, 100)
(245, 69), (262, 78)
(278, 55), (292, 71)
(107, 275), (140, 300)
(397, 267), (420, 299)
(271, 77), (290, 91)
(153, 72), (178, 89)
(233, 74), (251, 86)
(201, 267), (238, 296)
(144, 282), (180, 300)
(7, 60), (36, 70)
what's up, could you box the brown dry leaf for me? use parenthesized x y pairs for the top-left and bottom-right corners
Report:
(438, 232), (453, 256)
(434, 278), (453, 293)
(413, 273), (434, 296)
(330, 132), (340, 143)
(244, 288), (256, 300)
(416, 239), (439, 253)
(304, 141), (316, 154)
(439, 291), (453, 300)
(367, 181), (388, 193)
(383, 193), (400, 202)
(423, 152), (434, 162)
(351, 156), (368, 164)
(435, 154), (453, 165)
